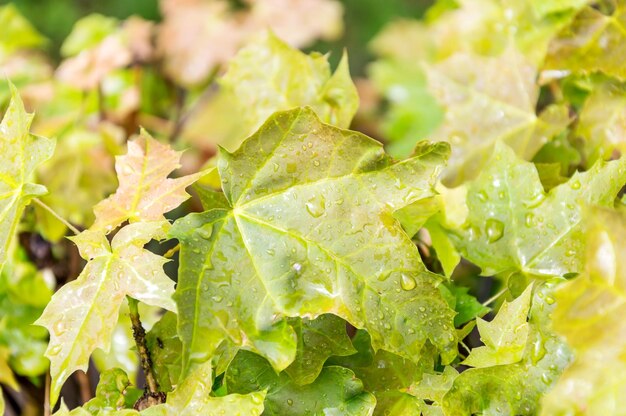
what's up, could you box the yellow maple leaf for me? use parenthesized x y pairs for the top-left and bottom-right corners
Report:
(91, 130), (201, 232)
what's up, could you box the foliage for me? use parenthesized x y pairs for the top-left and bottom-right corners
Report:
(2, 0), (626, 415)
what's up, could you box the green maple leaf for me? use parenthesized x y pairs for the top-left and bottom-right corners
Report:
(541, 208), (626, 415)
(35, 221), (177, 406)
(143, 361), (266, 416)
(0, 84), (55, 269)
(183, 32), (358, 152)
(576, 81), (626, 164)
(449, 141), (626, 277)
(225, 350), (375, 416)
(424, 49), (569, 185)
(546, 4), (626, 80)
(328, 329), (435, 416)
(462, 284), (533, 367)
(285, 314), (356, 385)
(170, 107), (457, 376)
(442, 280), (572, 416)
(145, 312), (182, 392)
(82, 368), (142, 412)
(407, 365), (459, 414)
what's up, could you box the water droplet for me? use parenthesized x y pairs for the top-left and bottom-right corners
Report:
(49, 345), (62, 356)
(419, 306), (426, 312)
(266, 249), (275, 256)
(545, 296), (555, 305)
(525, 213), (534, 227)
(292, 263), (302, 273)
(53, 320), (66, 336)
(384, 323), (391, 330)
(313, 160), (320, 167)
(523, 192), (545, 208)
(485, 218), (504, 243)
(400, 274), (416, 291)
(305, 196), (326, 218)
(378, 271), (392, 281)
(570, 180), (581, 190)
(287, 399), (294, 406)
(197, 226), (213, 240)
(477, 190), (488, 201)
(273, 163), (279, 172)
(212, 295), (223, 303)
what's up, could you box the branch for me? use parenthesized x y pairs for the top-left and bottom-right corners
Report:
(126, 297), (160, 394)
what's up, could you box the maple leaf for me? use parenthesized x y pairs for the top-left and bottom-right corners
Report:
(424, 49), (570, 185)
(56, 34), (132, 91)
(35, 221), (177, 406)
(541, 208), (626, 415)
(91, 131), (201, 232)
(226, 350), (375, 416)
(327, 329), (435, 415)
(442, 281), (571, 415)
(247, 0), (343, 48)
(158, 0), (246, 86)
(448, 142), (626, 277)
(407, 365), (459, 414)
(170, 107), (457, 376)
(142, 361), (266, 416)
(545, 4), (626, 80)
(0, 84), (55, 269)
(577, 81), (626, 164)
(462, 284), (533, 367)
(284, 314), (356, 385)
(183, 32), (358, 152)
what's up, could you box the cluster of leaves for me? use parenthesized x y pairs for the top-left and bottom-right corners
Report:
(2, 0), (626, 415)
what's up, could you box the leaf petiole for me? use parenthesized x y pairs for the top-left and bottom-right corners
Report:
(32, 198), (81, 235)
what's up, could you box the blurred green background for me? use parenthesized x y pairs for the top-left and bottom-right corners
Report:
(0, 0), (431, 74)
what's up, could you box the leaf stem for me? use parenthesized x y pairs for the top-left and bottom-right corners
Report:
(482, 287), (508, 307)
(127, 296), (160, 395)
(32, 198), (81, 235)
(163, 244), (180, 259)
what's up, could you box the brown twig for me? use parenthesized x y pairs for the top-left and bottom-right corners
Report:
(44, 371), (51, 416)
(75, 371), (92, 404)
(127, 297), (159, 393)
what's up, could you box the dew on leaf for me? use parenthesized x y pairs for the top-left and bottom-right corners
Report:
(485, 218), (504, 243)
(49, 345), (62, 356)
(400, 273), (417, 290)
(305, 195), (326, 218)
